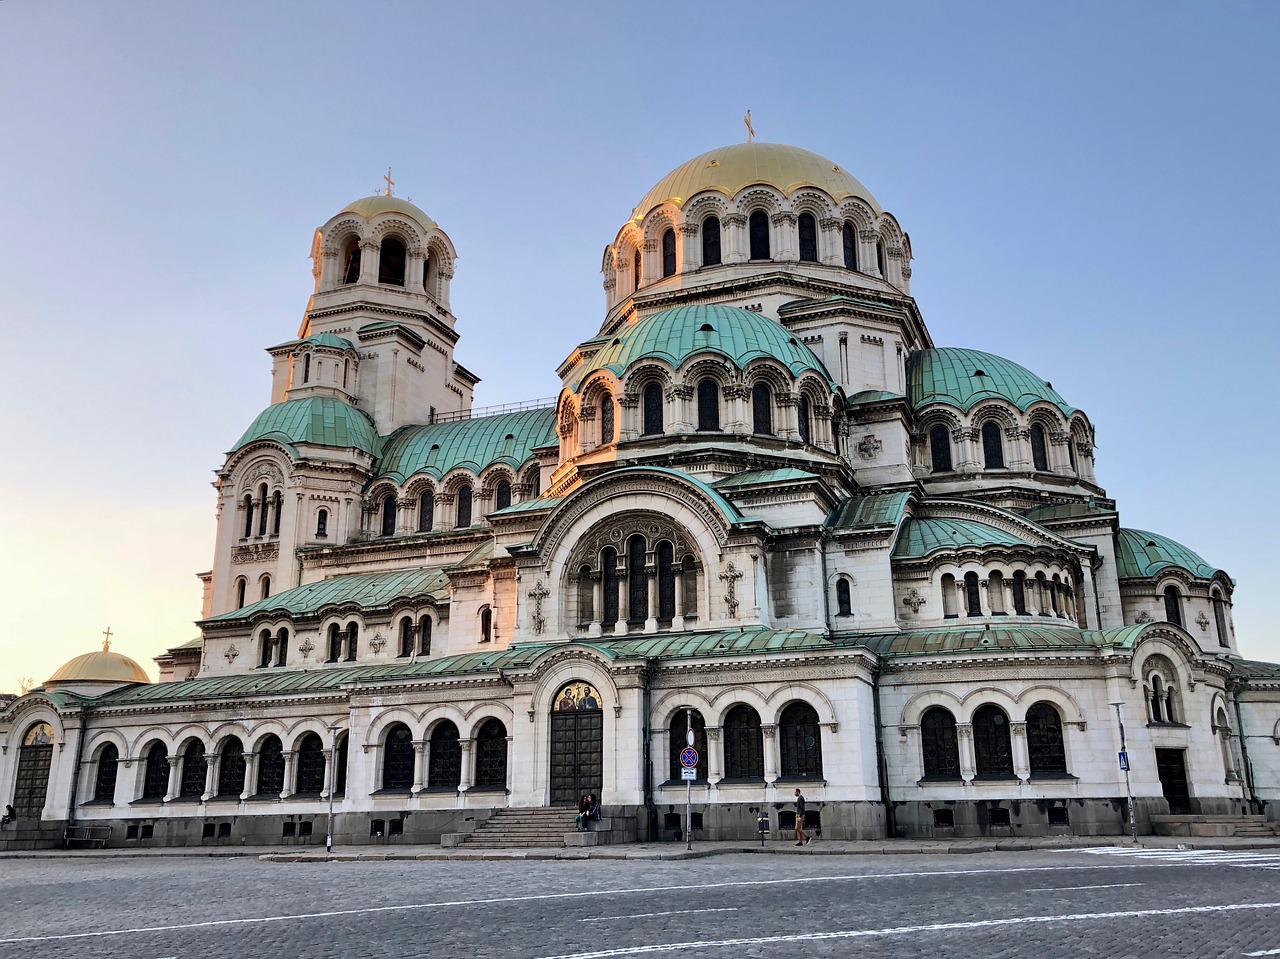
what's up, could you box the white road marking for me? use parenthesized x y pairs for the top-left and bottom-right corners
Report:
(1244, 950), (1280, 956)
(579, 908), (740, 923)
(1063, 847), (1280, 869)
(1024, 883), (1144, 892)
(534, 901), (1280, 959)
(0, 861), (1183, 945)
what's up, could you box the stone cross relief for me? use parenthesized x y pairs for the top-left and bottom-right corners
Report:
(528, 580), (550, 634)
(223, 644), (239, 664)
(298, 638), (316, 659)
(902, 588), (926, 613)
(719, 562), (744, 618)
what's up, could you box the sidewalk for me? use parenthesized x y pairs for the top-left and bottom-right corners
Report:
(4, 834), (1280, 861)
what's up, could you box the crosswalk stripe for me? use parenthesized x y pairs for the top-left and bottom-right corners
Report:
(1060, 847), (1280, 870)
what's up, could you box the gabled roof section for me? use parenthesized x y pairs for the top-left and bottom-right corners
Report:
(827, 491), (911, 532)
(204, 567), (450, 624)
(374, 408), (557, 484)
(892, 516), (1029, 559)
(714, 468), (821, 490)
(907, 348), (1076, 415)
(1115, 528), (1221, 580)
(853, 623), (1150, 657)
(1022, 500), (1116, 524)
(231, 396), (380, 456)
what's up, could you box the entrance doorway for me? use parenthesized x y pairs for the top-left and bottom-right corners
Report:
(12, 723), (54, 819)
(1155, 747), (1191, 815)
(549, 681), (603, 806)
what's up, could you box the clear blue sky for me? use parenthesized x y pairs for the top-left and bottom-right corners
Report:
(2, 1), (1277, 686)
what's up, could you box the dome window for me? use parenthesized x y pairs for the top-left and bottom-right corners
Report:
(341, 238), (361, 284)
(633, 249), (642, 292)
(798, 212), (818, 262)
(642, 383), (664, 436)
(380, 493), (397, 537)
(929, 424), (952, 473)
(973, 369), (987, 378)
(600, 395), (616, 445)
(302, 353), (311, 384)
(981, 422), (1005, 469)
(496, 480), (512, 511)
(378, 236), (407, 286)
(702, 216), (722, 266)
(798, 395), (811, 444)
(1030, 424), (1049, 471)
(699, 323), (715, 333)
(875, 239), (886, 277)
(842, 222), (858, 271)
(661, 228), (676, 278)
(418, 491), (434, 532)
(456, 486), (473, 528)
(696, 379), (720, 432)
(1163, 585), (1184, 628)
(751, 383), (773, 435)
(749, 211), (770, 260)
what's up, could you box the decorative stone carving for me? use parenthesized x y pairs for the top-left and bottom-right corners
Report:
(369, 633), (387, 654)
(902, 588), (926, 613)
(856, 434), (883, 460)
(298, 638), (315, 659)
(1135, 610), (1153, 624)
(223, 644), (239, 664)
(232, 543), (279, 565)
(528, 580), (549, 635)
(719, 562), (744, 618)
(1196, 611), (1210, 632)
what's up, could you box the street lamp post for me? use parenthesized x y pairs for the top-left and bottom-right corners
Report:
(325, 722), (341, 854)
(1110, 702), (1138, 843)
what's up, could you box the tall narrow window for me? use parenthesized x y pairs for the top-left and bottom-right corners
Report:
(428, 722), (462, 789)
(274, 627), (288, 666)
(681, 555), (697, 617)
(271, 491), (282, 536)
(456, 486), (473, 528)
(418, 491), (433, 531)
(378, 236), (406, 286)
(257, 628), (273, 667)
(642, 382), (663, 435)
(302, 353), (311, 384)
(627, 535), (648, 625)
(1163, 585), (1183, 627)
(696, 379), (720, 431)
(964, 571), (982, 617)
(344, 623), (358, 661)
(342, 239), (361, 284)
(929, 424), (952, 472)
(748, 210), (770, 260)
(600, 547), (620, 625)
(973, 705), (1014, 777)
(295, 733), (326, 795)
(398, 616), (414, 657)
(779, 702), (823, 778)
(941, 573), (958, 618)
(235, 578), (247, 609)
(495, 480), (512, 511)
(93, 743), (119, 803)
(474, 719), (508, 788)
(260, 575), (271, 600)
(842, 221), (858, 270)
(1212, 592), (1230, 647)
(920, 708), (960, 779)
(661, 228), (676, 277)
(633, 249), (642, 292)
(798, 212), (818, 262)
(382, 725), (413, 791)
(1027, 702), (1068, 776)
(256, 736), (284, 795)
(982, 421), (1005, 469)
(752, 383), (773, 435)
(480, 606), (492, 642)
(1150, 675), (1165, 723)
(1012, 571), (1028, 615)
(243, 494), (254, 537)
(723, 705), (764, 779)
(875, 240), (886, 277)
(316, 508), (329, 537)
(702, 216), (721, 266)
(217, 737), (245, 797)
(988, 571), (1006, 614)
(1030, 424), (1049, 471)
(327, 623), (342, 663)
(381, 494), (397, 536)
(600, 395), (615, 444)
(657, 540), (676, 621)
(257, 483), (269, 536)
(797, 395), (811, 444)
(142, 742), (170, 800)
(418, 615), (432, 655)
(836, 578), (852, 616)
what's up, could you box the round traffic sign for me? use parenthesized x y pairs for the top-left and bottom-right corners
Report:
(686, 728), (696, 747)
(679, 746), (699, 768)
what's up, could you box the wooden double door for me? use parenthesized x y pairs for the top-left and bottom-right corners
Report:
(549, 681), (604, 806)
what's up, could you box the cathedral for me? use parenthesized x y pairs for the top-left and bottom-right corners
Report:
(4, 141), (1279, 849)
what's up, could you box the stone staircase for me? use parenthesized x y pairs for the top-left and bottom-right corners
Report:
(461, 807), (576, 848)
(1150, 814), (1280, 839)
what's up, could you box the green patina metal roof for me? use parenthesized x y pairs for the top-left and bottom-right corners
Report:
(374, 408), (556, 483)
(827, 491), (912, 532)
(206, 567), (450, 623)
(855, 623), (1146, 657)
(588, 466), (745, 522)
(848, 390), (907, 405)
(714, 468), (821, 490)
(907, 348), (1076, 415)
(489, 496), (564, 517)
(1022, 500), (1116, 524)
(303, 332), (356, 350)
(1223, 657), (1280, 681)
(574, 305), (835, 390)
(232, 396), (380, 456)
(1115, 528), (1221, 580)
(892, 516), (1030, 559)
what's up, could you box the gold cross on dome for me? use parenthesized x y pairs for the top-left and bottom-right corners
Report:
(383, 167), (395, 196)
(102, 626), (113, 652)
(743, 109), (755, 142)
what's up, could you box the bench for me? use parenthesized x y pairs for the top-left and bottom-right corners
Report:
(64, 825), (111, 849)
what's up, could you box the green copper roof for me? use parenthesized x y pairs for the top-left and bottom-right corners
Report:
(848, 390), (906, 405)
(907, 348), (1076, 415)
(1223, 657), (1280, 682)
(1022, 500), (1116, 524)
(892, 516), (1030, 559)
(1115, 528), (1220, 580)
(827, 491), (912, 531)
(232, 396), (380, 456)
(489, 496), (564, 517)
(303, 332), (356, 350)
(574, 305), (835, 390)
(855, 623), (1145, 657)
(374, 408), (556, 484)
(205, 567), (450, 623)
(714, 468), (821, 490)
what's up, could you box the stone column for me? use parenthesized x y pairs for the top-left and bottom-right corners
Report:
(860, 229), (879, 276)
(411, 740), (428, 795)
(358, 238), (379, 284)
(202, 752), (219, 802)
(406, 247), (425, 290)
(777, 392), (800, 441)
(613, 568), (627, 636)
(679, 222), (700, 272)
(724, 384), (750, 435)
(1010, 722), (1030, 781)
(819, 217), (842, 266)
(320, 245), (339, 292)
(164, 756), (181, 802)
(459, 739), (474, 793)
(672, 574), (685, 632)
(590, 576), (604, 638)
(723, 214), (747, 263)
(241, 752), (258, 801)
(956, 724), (975, 782)
(762, 724), (779, 783)
(396, 498), (413, 535)
(645, 566), (659, 634)
(707, 727), (723, 783)
(771, 212), (798, 261)
(279, 751), (295, 800)
(641, 237), (657, 287)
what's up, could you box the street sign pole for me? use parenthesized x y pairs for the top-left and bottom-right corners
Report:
(1110, 702), (1138, 843)
(685, 706), (693, 850)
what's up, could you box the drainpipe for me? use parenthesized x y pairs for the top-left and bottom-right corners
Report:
(65, 700), (93, 837)
(1231, 682), (1264, 814)
(642, 658), (657, 842)
(871, 665), (896, 839)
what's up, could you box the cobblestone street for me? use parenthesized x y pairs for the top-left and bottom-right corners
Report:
(3, 848), (1280, 958)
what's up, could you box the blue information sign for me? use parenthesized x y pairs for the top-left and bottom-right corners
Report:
(1118, 751), (1130, 771)
(680, 746), (699, 768)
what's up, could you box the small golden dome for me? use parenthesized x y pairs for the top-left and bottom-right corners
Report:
(47, 647), (151, 687)
(337, 195), (437, 230)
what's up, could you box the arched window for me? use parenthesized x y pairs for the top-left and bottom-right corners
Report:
(235, 578), (247, 609)
(600, 395), (616, 444)
(418, 615), (432, 655)
(669, 709), (706, 781)
(1150, 675), (1166, 723)
(261, 575), (271, 601)
(398, 616), (414, 657)
(1035, 571), (1049, 614)
(642, 382), (664, 435)
(964, 572), (982, 617)
(1026, 702), (1068, 776)
(326, 623), (342, 663)
(982, 421), (1005, 469)
(1030, 424), (1049, 471)
(779, 702), (823, 778)
(752, 383), (773, 435)
(723, 704), (764, 780)
(335, 734), (349, 795)
(179, 741), (207, 798)
(378, 236), (406, 286)
(274, 627), (288, 667)
(456, 486), (473, 528)
(242, 494), (255, 538)
(423, 253), (434, 293)
(633, 248), (642, 292)
(797, 395), (811, 444)
(294, 733), (326, 795)
(344, 623), (358, 661)
(702, 216), (721, 266)
(427, 721), (462, 789)
(302, 353), (311, 384)
(842, 221), (858, 270)
(657, 540), (676, 621)
(748, 210), (770, 260)
(1012, 571), (1029, 615)
(258, 628), (274, 668)
(418, 491), (433, 531)
(836, 578), (852, 616)
(381, 724), (414, 791)
(972, 705), (1014, 778)
(142, 741), (170, 800)
(1212, 591), (1230, 647)
(1068, 439), (1078, 472)
(681, 555), (697, 618)
(602, 546), (620, 625)
(495, 480), (512, 511)
(1049, 574), (1062, 616)
(920, 708), (960, 779)
(797, 212), (818, 262)
(316, 508), (329, 537)
(1163, 585), (1184, 627)
(474, 719), (508, 788)
(696, 379), (720, 431)
(381, 493), (397, 536)
(929, 424), (952, 472)
(988, 571), (1006, 614)
(217, 737), (245, 797)
(627, 534), (648, 625)
(257, 483), (269, 536)
(271, 491), (282, 536)
(341, 237), (360, 284)
(875, 239), (886, 277)
(256, 737), (284, 798)
(661, 228), (676, 277)
(480, 605), (492, 642)
(93, 743), (119, 803)
(941, 573), (959, 618)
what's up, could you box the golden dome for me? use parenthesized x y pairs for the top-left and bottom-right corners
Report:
(632, 142), (883, 221)
(337, 195), (437, 229)
(47, 647), (151, 686)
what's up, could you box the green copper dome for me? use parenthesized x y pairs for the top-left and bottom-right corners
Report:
(575, 304), (835, 390)
(907, 348), (1076, 415)
(375, 407), (557, 483)
(1115, 528), (1221, 580)
(893, 516), (1031, 559)
(232, 396), (380, 455)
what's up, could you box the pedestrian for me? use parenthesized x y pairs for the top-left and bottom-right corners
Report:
(793, 788), (811, 845)
(575, 794), (591, 831)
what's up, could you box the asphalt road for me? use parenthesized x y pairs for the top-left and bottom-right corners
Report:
(3, 847), (1280, 958)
